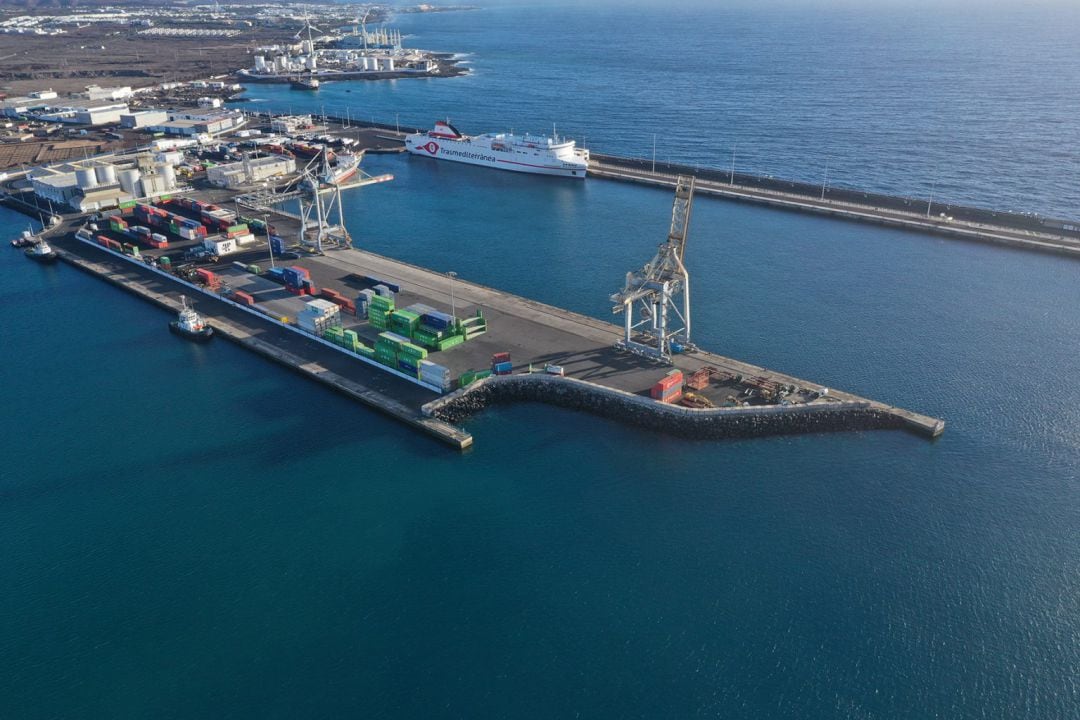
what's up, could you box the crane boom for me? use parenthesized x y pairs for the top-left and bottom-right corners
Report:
(610, 175), (696, 363)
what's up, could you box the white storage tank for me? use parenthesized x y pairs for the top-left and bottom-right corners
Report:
(95, 163), (117, 185)
(156, 163), (177, 191)
(378, 57), (395, 72)
(117, 168), (141, 194)
(75, 167), (98, 190)
(139, 173), (162, 196)
(254, 55), (267, 72)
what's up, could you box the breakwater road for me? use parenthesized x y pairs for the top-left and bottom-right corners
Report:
(588, 160), (1080, 259)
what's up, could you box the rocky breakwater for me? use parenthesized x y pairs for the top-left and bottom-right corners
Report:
(422, 374), (907, 440)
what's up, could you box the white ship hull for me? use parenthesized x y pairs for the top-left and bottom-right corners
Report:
(405, 122), (588, 179)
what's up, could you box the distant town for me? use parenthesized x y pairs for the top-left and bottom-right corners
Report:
(0, 3), (471, 169)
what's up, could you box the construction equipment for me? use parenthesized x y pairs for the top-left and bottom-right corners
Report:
(611, 175), (696, 363)
(679, 392), (715, 409)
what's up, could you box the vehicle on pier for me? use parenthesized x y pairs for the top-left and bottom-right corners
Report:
(169, 296), (214, 342)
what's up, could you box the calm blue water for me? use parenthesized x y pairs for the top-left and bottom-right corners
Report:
(243, 0), (1080, 218)
(3, 2), (1079, 718)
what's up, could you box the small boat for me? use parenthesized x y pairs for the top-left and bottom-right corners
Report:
(169, 295), (214, 342)
(11, 227), (38, 248)
(24, 239), (58, 263)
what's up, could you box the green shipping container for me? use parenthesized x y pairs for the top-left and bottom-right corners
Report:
(401, 343), (428, 359)
(436, 335), (465, 352)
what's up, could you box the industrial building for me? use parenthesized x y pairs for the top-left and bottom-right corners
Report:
(37, 101), (130, 126)
(121, 110), (169, 129)
(30, 155), (179, 211)
(148, 110), (245, 138)
(80, 85), (133, 102)
(270, 115), (314, 134)
(206, 155), (296, 189)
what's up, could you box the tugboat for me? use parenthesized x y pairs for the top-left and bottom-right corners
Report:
(169, 295), (214, 342)
(11, 227), (38, 248)
(24, 238), (58, 264)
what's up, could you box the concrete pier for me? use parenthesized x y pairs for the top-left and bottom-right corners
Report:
(49, 231), (944, 448)
(317, 116), (1080, 260)
(587, 160), (1080, 259)
(54, 240), (474, 450)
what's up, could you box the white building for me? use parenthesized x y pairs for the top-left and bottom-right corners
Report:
(38, 101), (129, 126)
(82, 84), (133, 101)
(206, 155), (296, 189)
(270, 115), (314, 134)
(31, 156), (177, 210)
(121, 109), (169, 129)
(197, 97), (222, 109)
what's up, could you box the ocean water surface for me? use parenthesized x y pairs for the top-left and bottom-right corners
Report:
(2, 1), (1079, 718)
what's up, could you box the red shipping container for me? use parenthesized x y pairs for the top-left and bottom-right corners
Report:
(660, 389), (683, 404)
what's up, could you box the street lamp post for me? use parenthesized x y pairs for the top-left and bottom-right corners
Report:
(447, 271), (458, 319)
(265, 214), (275, 268)
(927, 181), (936, 218)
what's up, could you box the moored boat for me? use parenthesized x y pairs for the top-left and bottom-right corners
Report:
(169, 296), (214, 342)
(322, 152), (362, 185)
(11, 228), (38, 248)
(24, 239), (58, 263)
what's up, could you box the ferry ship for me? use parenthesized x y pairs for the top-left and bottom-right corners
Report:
(404, 121), (589, 178)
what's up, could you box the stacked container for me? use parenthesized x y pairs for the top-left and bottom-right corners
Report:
(298, 299), (341, 335)
(419, 360), (451, 390)
(195, 268), (219, 288)
(355, 288), (376, 317)
(320, 288), (356, 315)
(374, 331), (409, 368)
(368, 294), (394, 330)
(282, 266), (312, 296)
(650, 370), (684, 403)
(390, 309), (420, 338)
(397, 342), (428, 376)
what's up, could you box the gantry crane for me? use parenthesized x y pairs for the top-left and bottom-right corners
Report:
(235, 150), (392, 253)
(610, 175), (696, 363)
